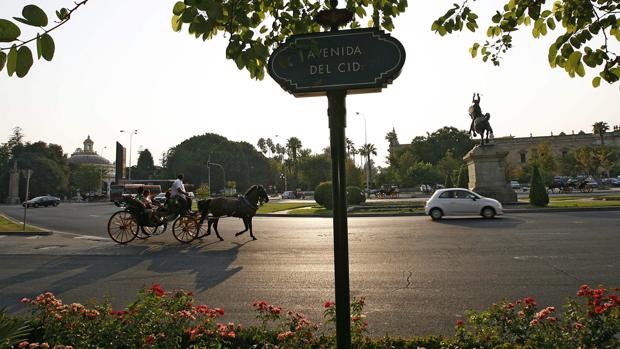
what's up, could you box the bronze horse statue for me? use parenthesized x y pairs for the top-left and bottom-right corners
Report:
(197, 185), (269, 241)
(471, 112), (494, 145)
(468, 93), (494, 145)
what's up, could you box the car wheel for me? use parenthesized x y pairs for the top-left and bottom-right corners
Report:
(429, 208), (443, 221)
(53, 202), (59, 207)
(33, 203), (39, 208)
(481, 207), (496, 219)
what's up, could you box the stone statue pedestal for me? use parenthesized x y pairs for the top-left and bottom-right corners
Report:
(463, 145), (517, 204)
(6, 163), (20, 205)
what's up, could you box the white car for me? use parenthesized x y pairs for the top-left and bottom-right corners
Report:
(424, 188), (503, 220)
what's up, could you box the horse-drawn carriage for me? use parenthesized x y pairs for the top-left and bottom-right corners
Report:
(107, 194), (202, 244)
(547, 178), (594, 194)
(106, 185), (269, 244)
(374, 185), (399, 199)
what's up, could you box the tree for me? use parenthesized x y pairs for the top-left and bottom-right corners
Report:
(406, 161), (440, 187)
(527, 141), (558, 185)
(286, 137), (303, 189)
(72, 164), (102, 195)
(436, 150), (462, 186)
(385, 128), (399, 149)
(434, 1), (620, 87)
(298, 153), (331, 190)
(529, 165), (549, 207)
(345, 138), (357, 160)
(134, 149), (155, 179)
(575, 145), (600, 175)
(256, 138), (268, 155)
(409, 127), (476, 165)
(12, 141), (70, 198)
(358, 143), (377, 188)
(592, 121), (610, 145)
(163, 133), (277, 193)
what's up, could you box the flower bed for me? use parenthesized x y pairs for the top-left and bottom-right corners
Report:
(2, 284), (618, 348)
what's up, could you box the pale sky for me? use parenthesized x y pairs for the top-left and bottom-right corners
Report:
(1, 0), (618, 168)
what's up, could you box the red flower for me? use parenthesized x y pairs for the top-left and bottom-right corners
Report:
(456, 320), (464, 327)
(595, 306), (604, 314)
(324, 300), (335, 308)
(146, 335), (155, 345)
(149, 284), (164, 297)
(575, 322), (584, 330)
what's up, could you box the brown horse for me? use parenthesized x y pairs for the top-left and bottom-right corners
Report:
(197, 185), (269, 241)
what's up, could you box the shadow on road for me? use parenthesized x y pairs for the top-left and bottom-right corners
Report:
(0, 239), (248, 311)
(432, 216), (525, 229)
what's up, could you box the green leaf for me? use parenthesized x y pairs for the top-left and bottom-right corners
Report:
(173, 1), (186, 15)
(469, 43), (479, 58)
(548, 44), (558, 67)
(7, 45), (17, 76)
(0, 51), (6, 71)
(16, 46), (33, 77)
(22, 5), (48, 27)
(567, 51), (582, 70)
(0, 19), (21, 42)
(36, 33), (42, 59)
(171, 15), (182, 32)
(592, 76), (601, 87)
(576, 62), (585, 77)
(39, 33), (54, 61)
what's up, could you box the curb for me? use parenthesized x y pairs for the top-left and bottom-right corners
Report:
(0, 213), (54, 236)
(257, 206), (620, 218)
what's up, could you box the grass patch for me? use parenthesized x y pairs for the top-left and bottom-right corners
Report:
(288, 207), (332, 215)
(548, 200), (620, 208)
(257, 202), (314, 213)
(0, 215), (41, 232)
(592, 195), (620, 201)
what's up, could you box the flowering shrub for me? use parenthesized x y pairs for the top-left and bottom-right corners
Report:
(453, 284), (619, 348)
(9, 284), (619, 348)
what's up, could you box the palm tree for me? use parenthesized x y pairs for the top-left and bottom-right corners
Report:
(592, 121), (610, 145)
(358, 143), (377, 190)
(345, 138), (357, 160)
(256, 138), (267, 155)
(286, 137), (303, 188)
(385, 128), (399, 149)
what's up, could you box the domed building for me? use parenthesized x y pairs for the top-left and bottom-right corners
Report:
(69, 136), (116, 196)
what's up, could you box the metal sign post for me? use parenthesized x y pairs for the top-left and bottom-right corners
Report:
(21, 169), (33, 231)
(267, 2), (405, 347)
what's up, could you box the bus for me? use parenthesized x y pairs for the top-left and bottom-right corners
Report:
(110, 184), (162, 203)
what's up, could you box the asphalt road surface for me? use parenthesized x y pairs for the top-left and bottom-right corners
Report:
(0, 204), (618, 338)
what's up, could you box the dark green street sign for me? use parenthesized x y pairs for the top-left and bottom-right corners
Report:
(268, 28), (405, 97)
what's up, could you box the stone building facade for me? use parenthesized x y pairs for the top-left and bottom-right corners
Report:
(492, 128), (620, 170)
(68, 136), (115, 195)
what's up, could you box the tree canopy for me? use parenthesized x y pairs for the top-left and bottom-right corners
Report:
(1, 1), (618, 87)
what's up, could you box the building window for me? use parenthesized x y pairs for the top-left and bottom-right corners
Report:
(520, 153), (526, 163)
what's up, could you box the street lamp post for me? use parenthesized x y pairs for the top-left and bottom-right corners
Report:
(99, 146), (107, 195)
(355, 112), (370, 195)
(207, 160), (226, 195)
(120, 130), (138, 182)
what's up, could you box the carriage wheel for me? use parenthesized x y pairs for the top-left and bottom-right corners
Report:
(138, 225), (166, 239)
(585, 185), (593, 193)
(107, 211), (138, 244)
(172, 216), (199, 243)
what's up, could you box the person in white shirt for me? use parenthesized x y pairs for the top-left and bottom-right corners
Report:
(171, 173), (191, 213)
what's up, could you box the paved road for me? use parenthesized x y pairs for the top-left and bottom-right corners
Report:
(0, 208), (618, 338)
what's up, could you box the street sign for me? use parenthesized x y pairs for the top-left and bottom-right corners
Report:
(268, 28), (405, 97)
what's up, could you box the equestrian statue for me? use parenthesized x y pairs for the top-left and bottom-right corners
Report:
(468, 93), (494, 145)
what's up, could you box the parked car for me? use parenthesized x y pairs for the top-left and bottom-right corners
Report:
(424, 188), (503, 220)
(510, 180), (521, 189)
(602, 178), (620, 187)
(153, 192), (167, 204)
(281, 190), (305, 199)
(22, 195), (60, 208)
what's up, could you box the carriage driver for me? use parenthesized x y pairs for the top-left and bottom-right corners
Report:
(171, 173), (192, 214)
